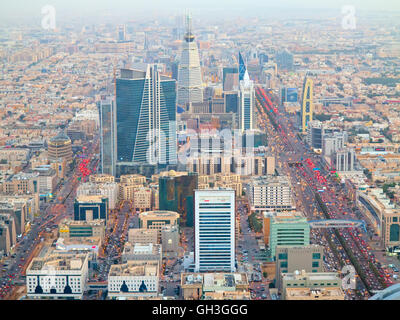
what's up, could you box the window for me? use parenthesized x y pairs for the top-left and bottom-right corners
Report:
(278, 253), (288, 260)
(312, 261), (319, 268)
(280, 261), (288, 268)
(312, 253), (321, 259)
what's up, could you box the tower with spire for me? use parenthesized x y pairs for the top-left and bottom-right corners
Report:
(177, 11), (203, 108)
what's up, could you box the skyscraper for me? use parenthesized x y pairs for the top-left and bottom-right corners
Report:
(177, 13), (203, 106)
(301, 76), (314, 134)
(116, 65), (177, 166)
(194, 189), (236, 272)
(276, 49), (294, 71)
(99, 96), (117, 176)
(239, 70), (255, 132)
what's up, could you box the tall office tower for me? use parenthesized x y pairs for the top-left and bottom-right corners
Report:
(99, 96), (117, 176)
(177, 13), (203, 106)
(116, 65), (177, 166)
(117, 24), (126, 41)
(239, 70), (255, 132)
(194, 189), (236, 272)
(301, 76), (314, 134)
(276, 49), (294, 71)
(238, 52), (247, 82)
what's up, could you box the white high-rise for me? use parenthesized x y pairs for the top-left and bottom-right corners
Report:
(194, 189), (236, 272)
(177, 12), (203, 106)
(239, 70), (255, 132)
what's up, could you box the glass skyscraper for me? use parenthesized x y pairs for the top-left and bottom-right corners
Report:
(239, 70), (255, 132)
(116, 66), (177, 167)
(99, 96), (117, 176)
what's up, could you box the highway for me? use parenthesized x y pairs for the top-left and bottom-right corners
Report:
(255, 87), (391, 298)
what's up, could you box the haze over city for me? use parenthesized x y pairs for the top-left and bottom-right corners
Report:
(0, 0), (400, 307)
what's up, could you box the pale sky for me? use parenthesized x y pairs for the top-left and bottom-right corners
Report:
(0, 0), (399, 25)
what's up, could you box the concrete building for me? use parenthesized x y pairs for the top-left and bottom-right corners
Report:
(138, 210), (179, 241)
(281, 270), (342, 300)
(181, 272), (249, 300)
(47, 131), (73, 164)
(275, 245), (324, 290)
(121, 242), (162, 263)
(58, 219), (105, 240)
(107, 261), (159, 299)
(334, 148), (356, 172)
(248, 176), (294, 212)
(26, 251), (90, 299)
(286, 287), (345, 300)
(128, 228), (158, 245)
(73, 195), (108, 222)
(161, 225), (180, 257)
(89, 174), (115, 183)
(194, 189), (235, 272)
(76, 182), (119, 210)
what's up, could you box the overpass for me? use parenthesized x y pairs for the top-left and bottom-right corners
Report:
(308, 219), (366, 231)
(87, 282), (108, 291)
(369, 284), (400, 300)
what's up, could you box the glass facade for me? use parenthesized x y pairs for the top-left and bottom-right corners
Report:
(99, 97), (117, 176)
(116, 66), (176, 166)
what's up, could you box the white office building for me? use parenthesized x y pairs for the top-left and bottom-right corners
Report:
(26, 252), (90, 300)
(194, 189), (235, 272)
(248, 175), (294, 212)
(239, 71), (255, 132)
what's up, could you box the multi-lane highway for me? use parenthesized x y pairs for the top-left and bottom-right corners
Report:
(255, 87), (391, 298)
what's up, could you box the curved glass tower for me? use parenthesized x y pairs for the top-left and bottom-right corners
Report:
(177, 13), (203, 106)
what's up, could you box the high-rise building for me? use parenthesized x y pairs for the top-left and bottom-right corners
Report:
(239, 71), (255, 132)
(99, 97), (117, 176)
(116, 65), (177, 166)
(47, 131), (73, 164)
(224, 91), (239, 114)
(177, 13), (203, 106)
(158, 171), (198, 227)
(301, 76), (314, 134)
(194, 189), (236, 272)
(117, 24), (126, 41)
(276, 50), (294, 71)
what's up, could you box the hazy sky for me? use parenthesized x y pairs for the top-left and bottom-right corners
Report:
(1, 0), (399, 25)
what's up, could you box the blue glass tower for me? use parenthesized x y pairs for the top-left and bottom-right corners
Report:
(116, 66), (177, 166)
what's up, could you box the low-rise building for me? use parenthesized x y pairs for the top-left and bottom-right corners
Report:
(107, 260), (159, 299)
(26, 251), (90, 299)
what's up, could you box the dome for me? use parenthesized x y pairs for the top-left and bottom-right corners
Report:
(50, 131), (71, 144)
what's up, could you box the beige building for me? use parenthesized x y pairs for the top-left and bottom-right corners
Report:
(133, 187), (152, 212)
(275, 245), (324, 290)
(281, 270), (342, 300)
(120, 174), (146, 185)
(121, 242), (162, 264)
(89, 174), (115, 183)
(128, 228), (158, 245)
(286, 287), (345, 300)
(181, 273), (249, 300)
(139, 210), (179, 240)
(58, 219), (105, 240)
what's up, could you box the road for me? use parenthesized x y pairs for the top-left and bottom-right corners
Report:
(255, 87), (391, 299)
